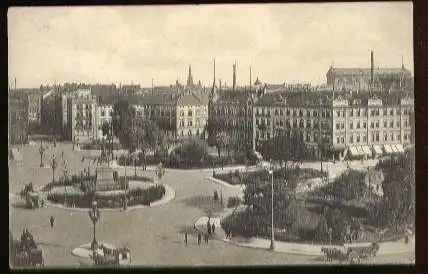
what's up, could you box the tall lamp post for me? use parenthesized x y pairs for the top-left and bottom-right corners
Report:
(88, 201), (101, 250)
(63, 160), (68, 206)
(39, 141), (46, 167)
(268, 165), (275, 251)
(124, 154), (128, 211)
(51, 154), (57, 183)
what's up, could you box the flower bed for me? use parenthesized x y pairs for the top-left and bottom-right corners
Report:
(214, 168), (327, 186)
(46, 184), (166, 209)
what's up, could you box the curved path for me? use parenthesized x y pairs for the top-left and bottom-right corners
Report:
(9, 143), (414, 266)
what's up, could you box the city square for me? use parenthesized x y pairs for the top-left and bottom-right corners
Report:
(9, 3), (414, 268)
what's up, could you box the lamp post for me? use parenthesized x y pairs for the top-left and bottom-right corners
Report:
(51, 154), (57, 183)
(39, 141), (46, 167)
(63, 161), (68, 206)
(156, 162), (165, 185)
(268, 166), (275, 251)
(124, 154), (128, 211)
(88, 201), (101, 250)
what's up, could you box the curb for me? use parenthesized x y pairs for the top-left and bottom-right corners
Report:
(193, 216), (415, 257)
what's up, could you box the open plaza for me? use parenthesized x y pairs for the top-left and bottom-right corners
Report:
(9, 140), (414, 267)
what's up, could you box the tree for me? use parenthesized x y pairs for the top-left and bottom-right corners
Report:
(376, 148), (415, 230)
(315, 215), (329, 243)
(100, 121), (113, 164)
(135, 118), (166, 170)
(112, 100), (136, 151)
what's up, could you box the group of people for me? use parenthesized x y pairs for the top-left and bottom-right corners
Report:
(184, 220), (217, 246)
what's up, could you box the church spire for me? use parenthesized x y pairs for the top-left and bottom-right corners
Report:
(187, 65), (194, 87)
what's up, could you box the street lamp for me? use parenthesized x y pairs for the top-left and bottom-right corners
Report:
(39, 141), (46, 167)
(124, 154), (128, 211)
(51, 154), (57, 183)
(268, 166), (275, 251)
(88, 200), (101, 250)
(63, 161), (68, 206)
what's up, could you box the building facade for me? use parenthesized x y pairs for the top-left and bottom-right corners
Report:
(9, 99), (29, 145)
(253, 90), (414, 161)
(68, 89), (98, 144)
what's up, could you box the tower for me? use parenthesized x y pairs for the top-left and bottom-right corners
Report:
(187, 65), (194, 87)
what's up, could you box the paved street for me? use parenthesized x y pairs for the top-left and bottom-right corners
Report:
(9, 143), (413, 266)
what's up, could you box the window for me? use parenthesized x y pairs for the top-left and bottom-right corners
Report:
(383, 109), (387, 116)
(267, 120), (271, 126)
(307, 133), (311, 142)
(280, 109), (283, 115)
(275, 109), (279, 116)
(292, 119), (297, 128)
(336, 123), (340, 130)
(286, 109), (290, 116)
(398, 134), (401, 141)
(267, 132), (270, 139)
(376, 132), (379, 142)
(306, 120), (311, 128)
(404, 133), (408, 140)
(405, 120), (409, 127)
(357, 109), (361, 117)
(293, 110), (297, 117)
(101, 110), (105, 116)
(299, 110), (303, 117)
(256, 119), (260, 125)
(188, 120), (193, 127)
(326, 111), (331, 118)
(370, 122), (374, 128)
(363, 109), (367, 116)
(337, 137), (340, 144)
(356, 134), (360, 143)
(336, 110), (340, 117)
(256, 131), (259, 139)
(396, 121), (400, 127)
(276, 119), (280, 126)
(180, 111), (184, 116)
(390, 121), (394, 128)
(280, 120), (284, 126)
(299, 120), (304, 128)
(349, 122), (353, 129)
(363, 121), (366, 128)
(390, 109), (394, 116)
(371, 110), (376, 116)
(383, 133), (388, 141)
(341, 123), (345, 129)
(357, 121), (360, 129)
(384, 120), (387, 128)
(391, 133), (394, 141)
(322, 110), (325, 118)
(363, 135), (367, 142)
(314, 110), (318, 117)
(350, 109), (353, 117)
(396, 109), (401, 115)
(349, 135), (354, 143)
(376, 121), (379, 128)
(404, 109), (408, 115)
(376, 109), (380, 116)
(341, 137), (345, 143)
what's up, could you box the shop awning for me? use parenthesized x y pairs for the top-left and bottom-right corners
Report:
(395, 143), (405, 153)
(383, 144), (394, 154)
(349, 146), (359, 156)
(390, 144), (399, 153)
(362, 146), (372, 156)
(356, 146), (365, 156)
(372, 145), (383, 155)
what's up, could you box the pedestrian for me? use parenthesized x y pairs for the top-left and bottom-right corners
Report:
(61, 150), (64, 158)
(204, 233), (209, 244)
(184, 232), (188, 246)
(207, 221), (212, 237)
(41, 199), (44, 207)
(50, 216), (55, 228)
(197, 233), (201, 245)
(212, 223), (216, 236)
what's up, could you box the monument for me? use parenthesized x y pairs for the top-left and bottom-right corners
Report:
(95, 166), (120, 192)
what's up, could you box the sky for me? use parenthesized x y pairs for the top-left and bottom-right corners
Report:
(8, 3), (413, 89)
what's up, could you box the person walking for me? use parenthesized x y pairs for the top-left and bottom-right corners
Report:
(207, 220), (212, 237)
(184, 232), (188, 246)
(204, 233), (209, 244)
(197, 233), (201, 246)
(212, 223), (216, 236)
(50, 216), (55, 228)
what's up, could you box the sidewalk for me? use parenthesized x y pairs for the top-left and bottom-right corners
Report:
(194, 215), (415, 256)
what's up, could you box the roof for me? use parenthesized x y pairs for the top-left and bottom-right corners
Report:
(256, 91), (334, 107)
(327, 67), (411, 76)
(177, 92), (207, 106)
(216, 90), (249, 104)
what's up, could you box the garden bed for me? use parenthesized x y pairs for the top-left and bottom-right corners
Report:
(214, 168), (327, 186)
(46, 184), (166, 209)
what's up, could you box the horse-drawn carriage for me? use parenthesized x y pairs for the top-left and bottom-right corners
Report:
(321, 242), (379, 264)
(91, 245), (131, 267)
(9, 230), (44, 267)
(19, 183), (43, 209)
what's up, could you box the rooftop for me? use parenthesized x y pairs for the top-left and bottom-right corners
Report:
(327, 67), (412, 76)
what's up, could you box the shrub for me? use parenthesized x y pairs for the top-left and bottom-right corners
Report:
(227, 196), (242, 208)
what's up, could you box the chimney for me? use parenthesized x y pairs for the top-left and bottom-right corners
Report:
(233, 62), (236, 92)
(371, 50), (374, 89)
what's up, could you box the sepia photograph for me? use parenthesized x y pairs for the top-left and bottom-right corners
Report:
(8, 2), (415, 268)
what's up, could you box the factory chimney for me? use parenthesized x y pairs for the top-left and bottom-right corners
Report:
(233, 62), (236, 92)
(370, 50), (374, 89)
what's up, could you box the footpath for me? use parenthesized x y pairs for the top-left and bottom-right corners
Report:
(194, 214), (415, 256)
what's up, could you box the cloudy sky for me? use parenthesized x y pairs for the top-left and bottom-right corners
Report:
(8, 3), (413, 89)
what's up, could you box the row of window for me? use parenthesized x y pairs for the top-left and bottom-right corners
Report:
(256, 108), (331, 118)
(214, 108), (251, 116)
(256, 118), (329, 130)
(180, 110), (206, 117)
(179, 119), (205, 127)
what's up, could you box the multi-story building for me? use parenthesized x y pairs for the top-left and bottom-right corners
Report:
(253, 90), (414, 161)
(41, 89), (68, 139)
(67, 89), (98, 144)
(326, 51), (412, 92)
(9, 89), (43, 125)
(9, 98), (28, 145)
(210, 88), (255, 151)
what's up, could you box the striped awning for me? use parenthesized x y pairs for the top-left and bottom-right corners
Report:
(362, 146), (372, 155)
(349, 146), (359, 156)
(390, 144), (399, 153)
(395, 143), (405, 153)
(372, 145), (383, 155)
(383, 144), (394, 154)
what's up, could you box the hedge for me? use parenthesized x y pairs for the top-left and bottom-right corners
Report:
(46, 184), (166, 209)
(227, 196), (242, 208)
